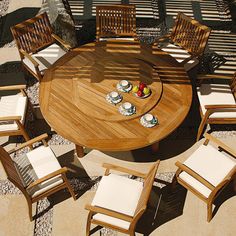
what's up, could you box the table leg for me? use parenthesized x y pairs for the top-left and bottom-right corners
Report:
(151, 142), (159, 153)
(75, 145), (84, 158)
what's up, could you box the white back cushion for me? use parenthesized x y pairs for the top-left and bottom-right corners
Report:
(23, 43), (66, 75)
(25, 146), (63, 197)
(0, 94), (27, 131)
(91, 173), (143, 230)
(161, 43), (199, 70)
(179, 144), (236, 197)
(197, 83), (236, 118)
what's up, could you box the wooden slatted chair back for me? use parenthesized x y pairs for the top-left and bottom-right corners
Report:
(96, 5), (136, 41)
(0, 146), (25, 190)
(230, 72), (236, 98)
(134, 161), (160, 218)
(11, 12), (54, 54)
(171, 12), (211, 57)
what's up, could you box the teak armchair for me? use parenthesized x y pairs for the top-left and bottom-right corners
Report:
(153, 12), (211, 71)
(85, 159), (160, 236)
(0, 84), (30, 141)
(11, 12), (71, 81)
(196, 72), (236, 141)
(0, 133), (76, 221)
(175, 133), (236, 222)
(96, 5), (137, 41)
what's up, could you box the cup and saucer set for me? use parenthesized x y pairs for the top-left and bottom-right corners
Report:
(106, 91), (123, 104)
(140, 113), (158, 128)
(116, 80), (133, 92)
(118, 102), (136, 116)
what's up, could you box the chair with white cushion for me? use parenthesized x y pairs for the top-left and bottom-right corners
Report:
(153, 12), (211, 71)
(85, 159), (160, 236)
(0, 84), (30, 141)
(11, 12), (71, 81)
(175, 133), (236, 222)
(0, 133), (76, 221)
(196, 72), (236, 141)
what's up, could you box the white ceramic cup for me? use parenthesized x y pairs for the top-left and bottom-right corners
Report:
(120, 80), (129, 89)
(122, 102), (132, 111)
(143, 114), (154, 123)
(110, 91), (119, 100)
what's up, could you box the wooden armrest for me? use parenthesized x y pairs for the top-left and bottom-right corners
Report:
(85, 204), (133, 222)
(102, 163), (147, 178)
(8, 133), (48, 154)
(19, 49), (39, 67)
(0, 85), (26, 91)
(204, 133), (236, 157)
(153, 34), (171, 46)
(175, 161), (215, 191)
(0, 116), (21, 121)
(52, 33), (72, 50)
(205, 104), (236, 109)
(26, 167), (68, 190)
(197, 74), (233, 80)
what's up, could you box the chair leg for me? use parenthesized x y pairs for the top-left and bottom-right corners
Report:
(67, 182), (76, 200)
(207, 202), (213, 222)
(28, 202), (33, 221)
(86, 212), (93, 236)
(63, 175), (76, 200)
(196, 117), (207, 141)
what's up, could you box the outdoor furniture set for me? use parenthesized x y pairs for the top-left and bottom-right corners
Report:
(0, 4), (235, 235)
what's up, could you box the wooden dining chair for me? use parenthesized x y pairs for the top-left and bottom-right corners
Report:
(0, 84), (30, 141)
(0, 133), (76, 221)
(11, 12), (71, 82)
(153, 12), (211, 71)
(196, 72), (236, 141)
(96, 5), (137, 42)
(85, 159), (160, 236)
(175, 133), (236, 222)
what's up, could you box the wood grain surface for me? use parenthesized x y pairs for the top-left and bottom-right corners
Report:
(40, 41), (192, 151)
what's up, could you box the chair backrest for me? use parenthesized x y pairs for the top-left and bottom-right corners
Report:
(134, 161), (159, 218)
(96, 5), (136, 41)
(11, 12), (54, 54)
(0, 146), (25, 192)
(230, 72), (236, 98)
(170, 12), (211, 57)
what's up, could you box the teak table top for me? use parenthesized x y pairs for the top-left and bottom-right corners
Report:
(40, 41), (192, 151)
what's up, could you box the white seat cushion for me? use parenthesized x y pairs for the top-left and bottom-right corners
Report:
(91, 173), (143, 230)
(179, 144), (236, 198)
(0, 94), (27, 131)
(23, 43), (66, 75)
(15, 146), (63, 198)
(99, 37), (135, 41)
(197, 83), (236, 118)
(161, 43), (199, 71)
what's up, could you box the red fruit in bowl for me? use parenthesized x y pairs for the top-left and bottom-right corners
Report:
(137, 90), (143, 97)
(139, 82), (146, 91)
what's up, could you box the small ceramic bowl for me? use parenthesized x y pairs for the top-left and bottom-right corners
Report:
(119, 80), (129, 89)
(109, 91), (119, 101)
(122, 102), (132, 112)
(143, 114), (154, 123)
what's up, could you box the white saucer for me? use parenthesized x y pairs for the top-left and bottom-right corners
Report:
(116, 83), (133, 93)
(140, 115), (158, 127)
(118, 104), (136, 116)
(106, 93), (123, 104)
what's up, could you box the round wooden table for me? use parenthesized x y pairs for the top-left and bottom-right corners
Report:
(40, 41), (192, 157)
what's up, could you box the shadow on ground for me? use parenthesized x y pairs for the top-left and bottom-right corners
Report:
(0, 7), (40, 46)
